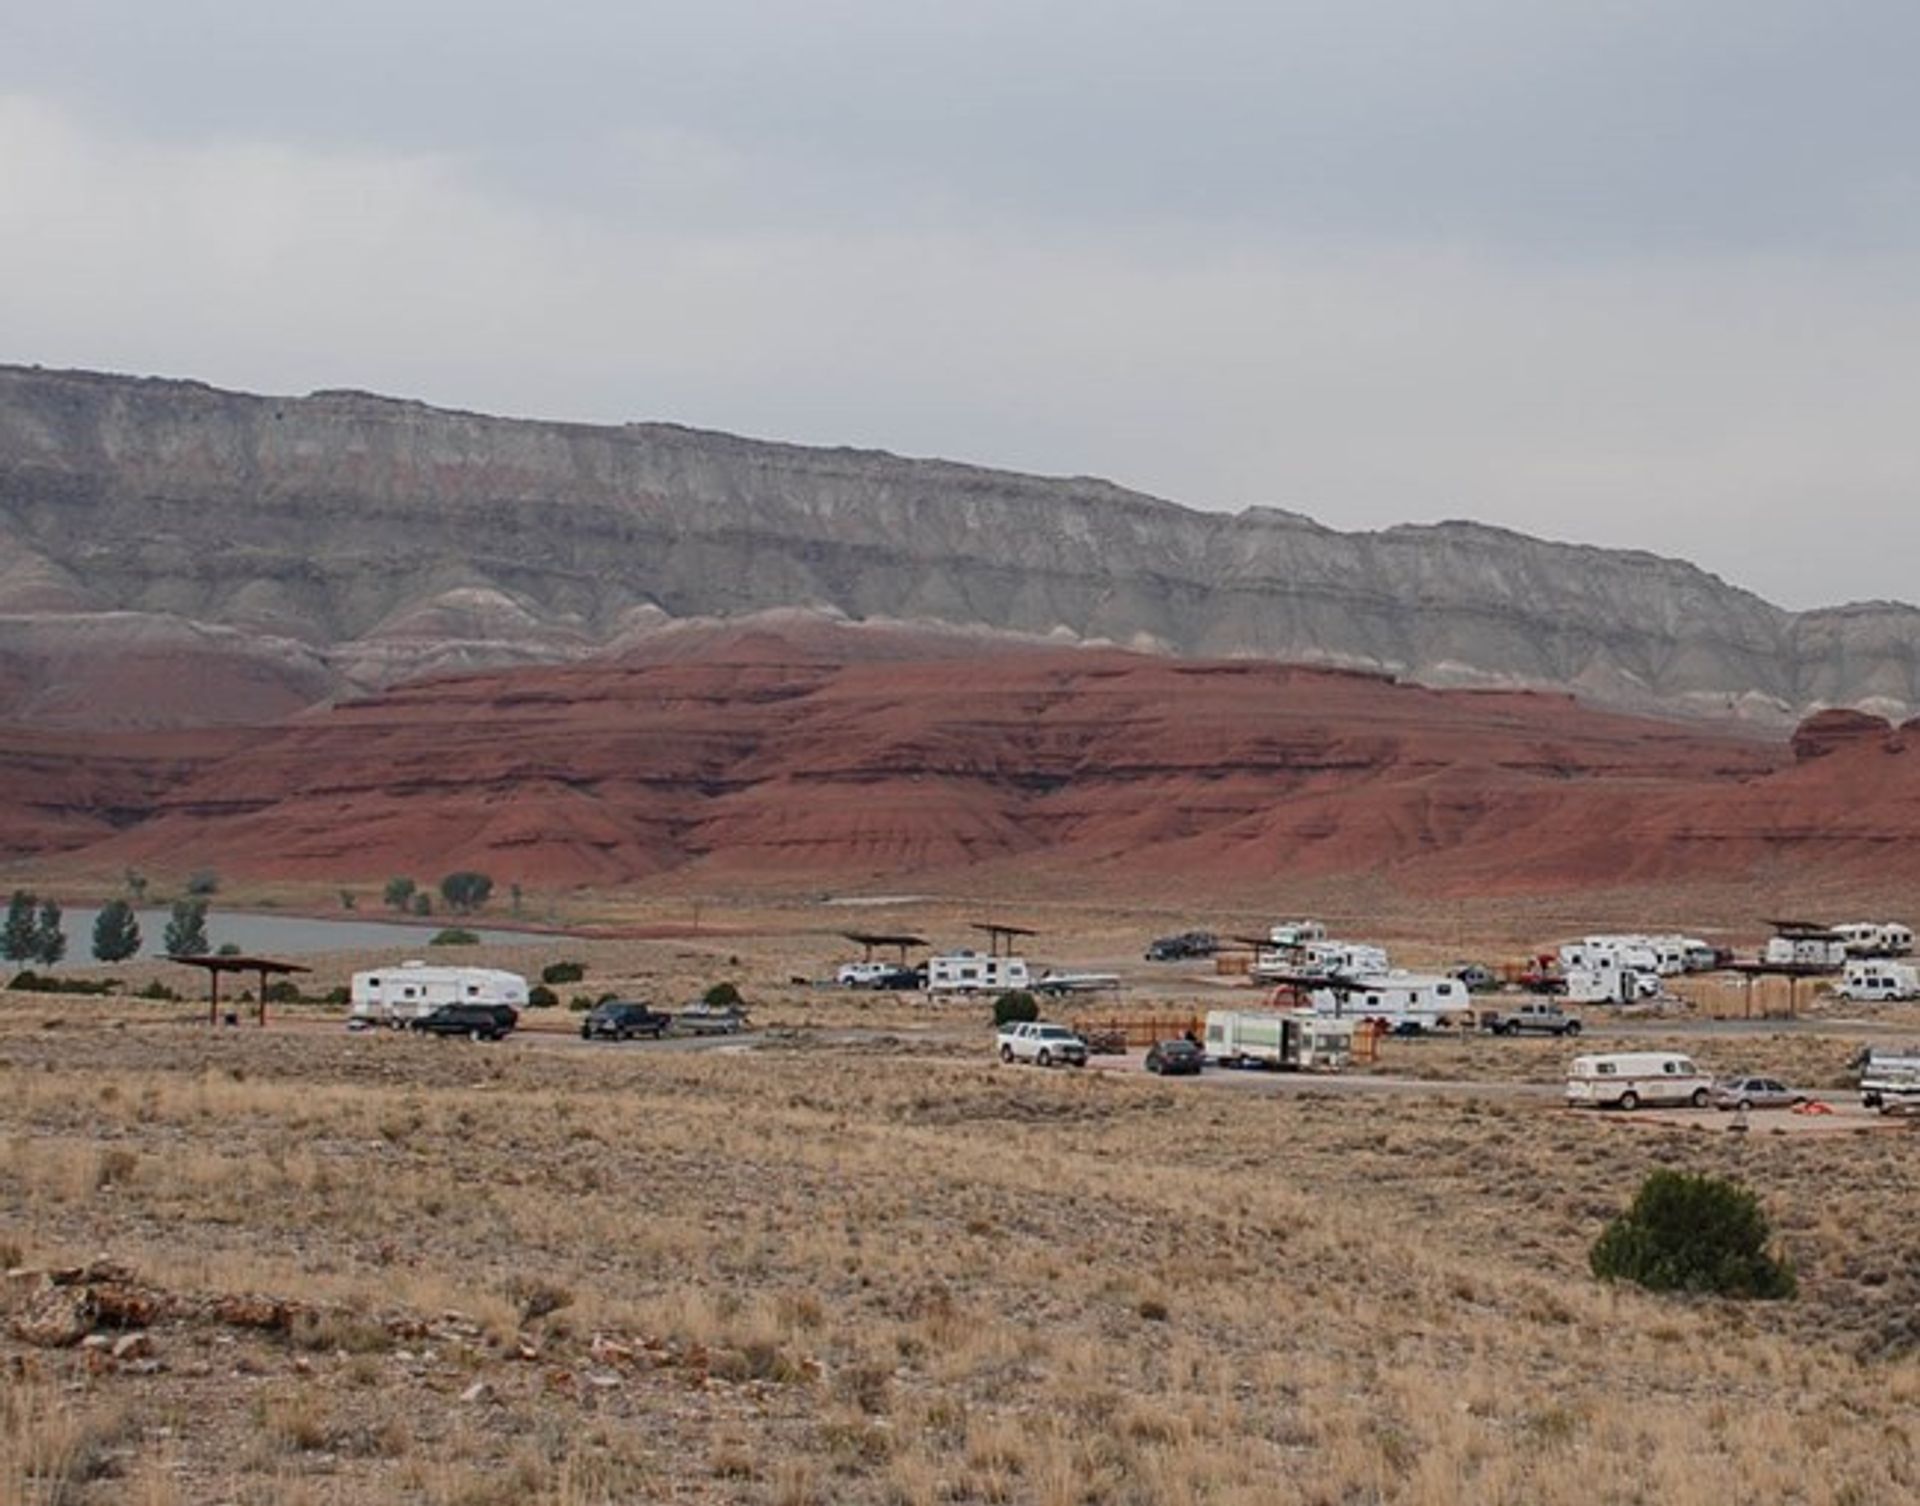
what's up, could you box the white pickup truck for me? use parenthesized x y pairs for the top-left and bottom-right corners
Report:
(996, 1021), (1089, 1068)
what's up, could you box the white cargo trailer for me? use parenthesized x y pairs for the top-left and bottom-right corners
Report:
(349, 962), (530, 1028)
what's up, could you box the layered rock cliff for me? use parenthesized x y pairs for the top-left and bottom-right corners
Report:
(3, 363), (1915, 727)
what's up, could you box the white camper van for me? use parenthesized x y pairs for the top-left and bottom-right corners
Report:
(1306, 972), (1469, 1030)
(1203, 1010), (1353, 1071)
(925, 951), (1031, 993)
(1838, 960), (1920, 1003)
(349, 962), (530, 1028)
(1565, 1052), (1712, 1110)
(1268, 920), (1327, 948)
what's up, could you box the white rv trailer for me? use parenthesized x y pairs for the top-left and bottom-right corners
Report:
(1268, 920), (1327, 948)
(1835, 922), (1915, 958)
(1837, 961), (1920, 1003)
(1562, 963), (1663, 1005)
(1763, 934), (1847, 968)
(1203, 1010), (1353, 1071)
(1251, 938), (1389, 982)
(1560, 935), (1705, 978)
(349, 962), (530, 1028)
(1565, 1052), (1712, 1110)
(925, 951), (1031, 993)
(1306, 972), (1470, 1030)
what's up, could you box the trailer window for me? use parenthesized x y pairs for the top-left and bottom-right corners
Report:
(467, 986), (480, 996)
(1595, 1062), (1616, 1075)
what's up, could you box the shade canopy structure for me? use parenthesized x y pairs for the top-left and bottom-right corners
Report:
(841, 932), (928, 963)
(167, 954), (313, 1026)
(970, 922), (1039, 957)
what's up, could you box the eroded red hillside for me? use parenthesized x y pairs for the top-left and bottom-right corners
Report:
(10, 642), (1867, 895)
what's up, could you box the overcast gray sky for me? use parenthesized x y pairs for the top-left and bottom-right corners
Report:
(4, 2), (1917, 609)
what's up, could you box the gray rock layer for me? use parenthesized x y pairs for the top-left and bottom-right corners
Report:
(1, 364), (1912, 725)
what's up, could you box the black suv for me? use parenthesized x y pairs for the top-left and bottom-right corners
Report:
(409, 1003), (518, 1040)
(580, 1000), (673, 1041)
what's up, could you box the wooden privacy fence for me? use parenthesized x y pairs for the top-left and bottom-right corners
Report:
(1069, 1013), (1206, 1050)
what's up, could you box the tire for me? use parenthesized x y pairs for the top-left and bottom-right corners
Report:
(1691, 1088), (1710, 1109)
(469, 1029), (484, 1042)
(1737, 1098), (1753, 1113)
(1618, 1090), (1640, 1111)
(1037, 1049), (1053, 1068)
(1564, 1021), (1581, 1037)
(1000, 1045), (1014, 1064)
(1069, 1058), (1085, 1069)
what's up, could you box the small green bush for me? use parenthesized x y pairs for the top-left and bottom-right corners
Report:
(527, 984), (558, 1009)
(137, 980), (180, 1001)
(429, 928), (480, 946)
(703, 981), (744, 1008)
(992, 990), (1039, 1027)
(541, 960), (586, 985)
(1591, 1169), (1795, 1300)
(7, 971), (118, 996)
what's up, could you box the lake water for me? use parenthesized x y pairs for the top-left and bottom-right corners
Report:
(33, 909), (553, 966)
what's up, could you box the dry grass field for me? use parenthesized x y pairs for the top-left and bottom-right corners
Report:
(2, 973), (1917, 1506)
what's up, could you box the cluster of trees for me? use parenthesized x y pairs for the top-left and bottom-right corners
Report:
(385, 872), (498, 917)
(3, 892), (66, 966)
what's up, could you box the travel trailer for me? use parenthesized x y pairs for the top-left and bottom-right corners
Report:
(1562, 965), (1663, 1005)
(1203, 1010), (1353, 1071)
(1565, 1052), (1712, 1111)
(1856, 1045), (1920, 1110)
(1305, 972), (1470, 1030)
(349, 962), (530, 1028)
(925, 950), (1031, 993)
(1835, 922), (1915, 958)
(1762, 923), (1847, 969)
(1559, 935), (1706, 978)
(1837, 961), (1920, 1003)
(1268, 920), (1327, 948)
(1252, 938), (1389, 982)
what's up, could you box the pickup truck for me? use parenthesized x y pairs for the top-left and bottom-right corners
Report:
(996, 1021), (1089, 1068)
(1480, 1000), (1582, 1037)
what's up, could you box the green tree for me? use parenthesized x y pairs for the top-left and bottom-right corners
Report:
(383, 876), (416, 912)
(1591, 1169), (1796, 1300)
(438, 871), (494, 914)
(92, 900), (142, 963)
(2, 891), (37, 964)
(703, 981), (744, 1009)
(993, 990), (1039, 1027)
(410, 892), (432, 917)
(33, 900), (65, 967)
(164, 898), (211, 958)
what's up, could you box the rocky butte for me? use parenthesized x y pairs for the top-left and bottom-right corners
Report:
(6, 363), (1920, 730)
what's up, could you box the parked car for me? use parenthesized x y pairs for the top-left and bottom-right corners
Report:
(869, 966), (924, 991)
(996, 1021), (1088, 1068)
(409, 1003), (518, 1041)
(1450, 962), (1500, 992)
(1144, 1038), (1204, 1075)
(580, 1000), (672, 1041)
(674, 1001), (750, 1035)
(1711, 1076), (1806, 1112)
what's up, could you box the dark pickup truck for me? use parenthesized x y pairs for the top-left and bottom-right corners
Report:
(580, 1000), (673, 1041)
(409, 1003), (519, 1041)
